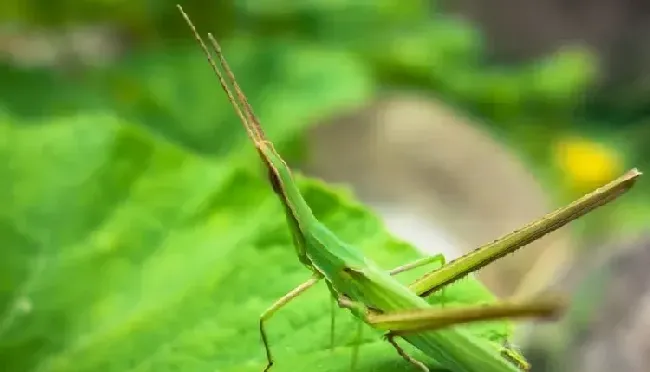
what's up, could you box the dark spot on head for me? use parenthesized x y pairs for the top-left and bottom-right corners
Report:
(264, 162), (283, 196)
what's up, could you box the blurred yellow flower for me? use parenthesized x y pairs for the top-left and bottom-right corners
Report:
(555, 136), (622, 190)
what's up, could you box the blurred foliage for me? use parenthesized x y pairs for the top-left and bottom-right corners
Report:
(0, 0), (600, 161)
(0, 1), (645, 250)
(0, 0), (645, 256)
(0, 36), (373, 157)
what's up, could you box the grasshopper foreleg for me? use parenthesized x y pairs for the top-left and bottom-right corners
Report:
(388, 254), (446, 276)
(337, 296), (429, 371)
(389, 254), (450, 306)
(260, 275), (321, 371)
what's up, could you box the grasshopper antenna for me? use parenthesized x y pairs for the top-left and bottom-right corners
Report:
(177, 5), (294, 200)
(177, 4), (289, 181)
(206, 33), (267, 142)
(176, 5), (260, 144)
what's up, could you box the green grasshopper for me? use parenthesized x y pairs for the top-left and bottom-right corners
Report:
(178, 6), (641, 372)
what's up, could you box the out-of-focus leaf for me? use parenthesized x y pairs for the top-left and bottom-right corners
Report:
(97, 38), (373, 155)
(0, 38), (374, 157)
(0, 64), (104, 119)
(524, 47), (598, 105)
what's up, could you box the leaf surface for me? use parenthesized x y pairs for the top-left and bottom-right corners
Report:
(0, 47), (513, 370)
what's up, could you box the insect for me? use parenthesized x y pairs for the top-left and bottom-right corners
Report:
(177, 6), (641, 372)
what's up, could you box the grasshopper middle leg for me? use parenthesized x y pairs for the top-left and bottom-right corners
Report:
(260, 275), (321, 371)
(339, 295), (562, 372)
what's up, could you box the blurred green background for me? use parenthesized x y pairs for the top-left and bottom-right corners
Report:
(2, 0), (648, 229)
(1, 1), (649, 371)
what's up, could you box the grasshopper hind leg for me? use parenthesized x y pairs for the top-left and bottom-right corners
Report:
(385, 333), (429, 372)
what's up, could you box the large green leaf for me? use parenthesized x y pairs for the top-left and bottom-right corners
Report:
(0, 109), (517, 372)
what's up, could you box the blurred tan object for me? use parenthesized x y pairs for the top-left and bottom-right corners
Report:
(522, 233), (650, 372)
(0, 25), (125, 69)
(303, 92), (573, 298)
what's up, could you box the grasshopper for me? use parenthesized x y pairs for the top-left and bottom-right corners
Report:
(177, 6), (641, 371)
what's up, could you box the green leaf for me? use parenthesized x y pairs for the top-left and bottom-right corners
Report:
(0, 109), (517, 372)
(0, 63), (105, 119)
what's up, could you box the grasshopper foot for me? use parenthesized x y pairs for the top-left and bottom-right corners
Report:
(384, 332), (429, 372)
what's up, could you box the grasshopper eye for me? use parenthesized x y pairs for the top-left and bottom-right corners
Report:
(342, 266), (367, 281)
